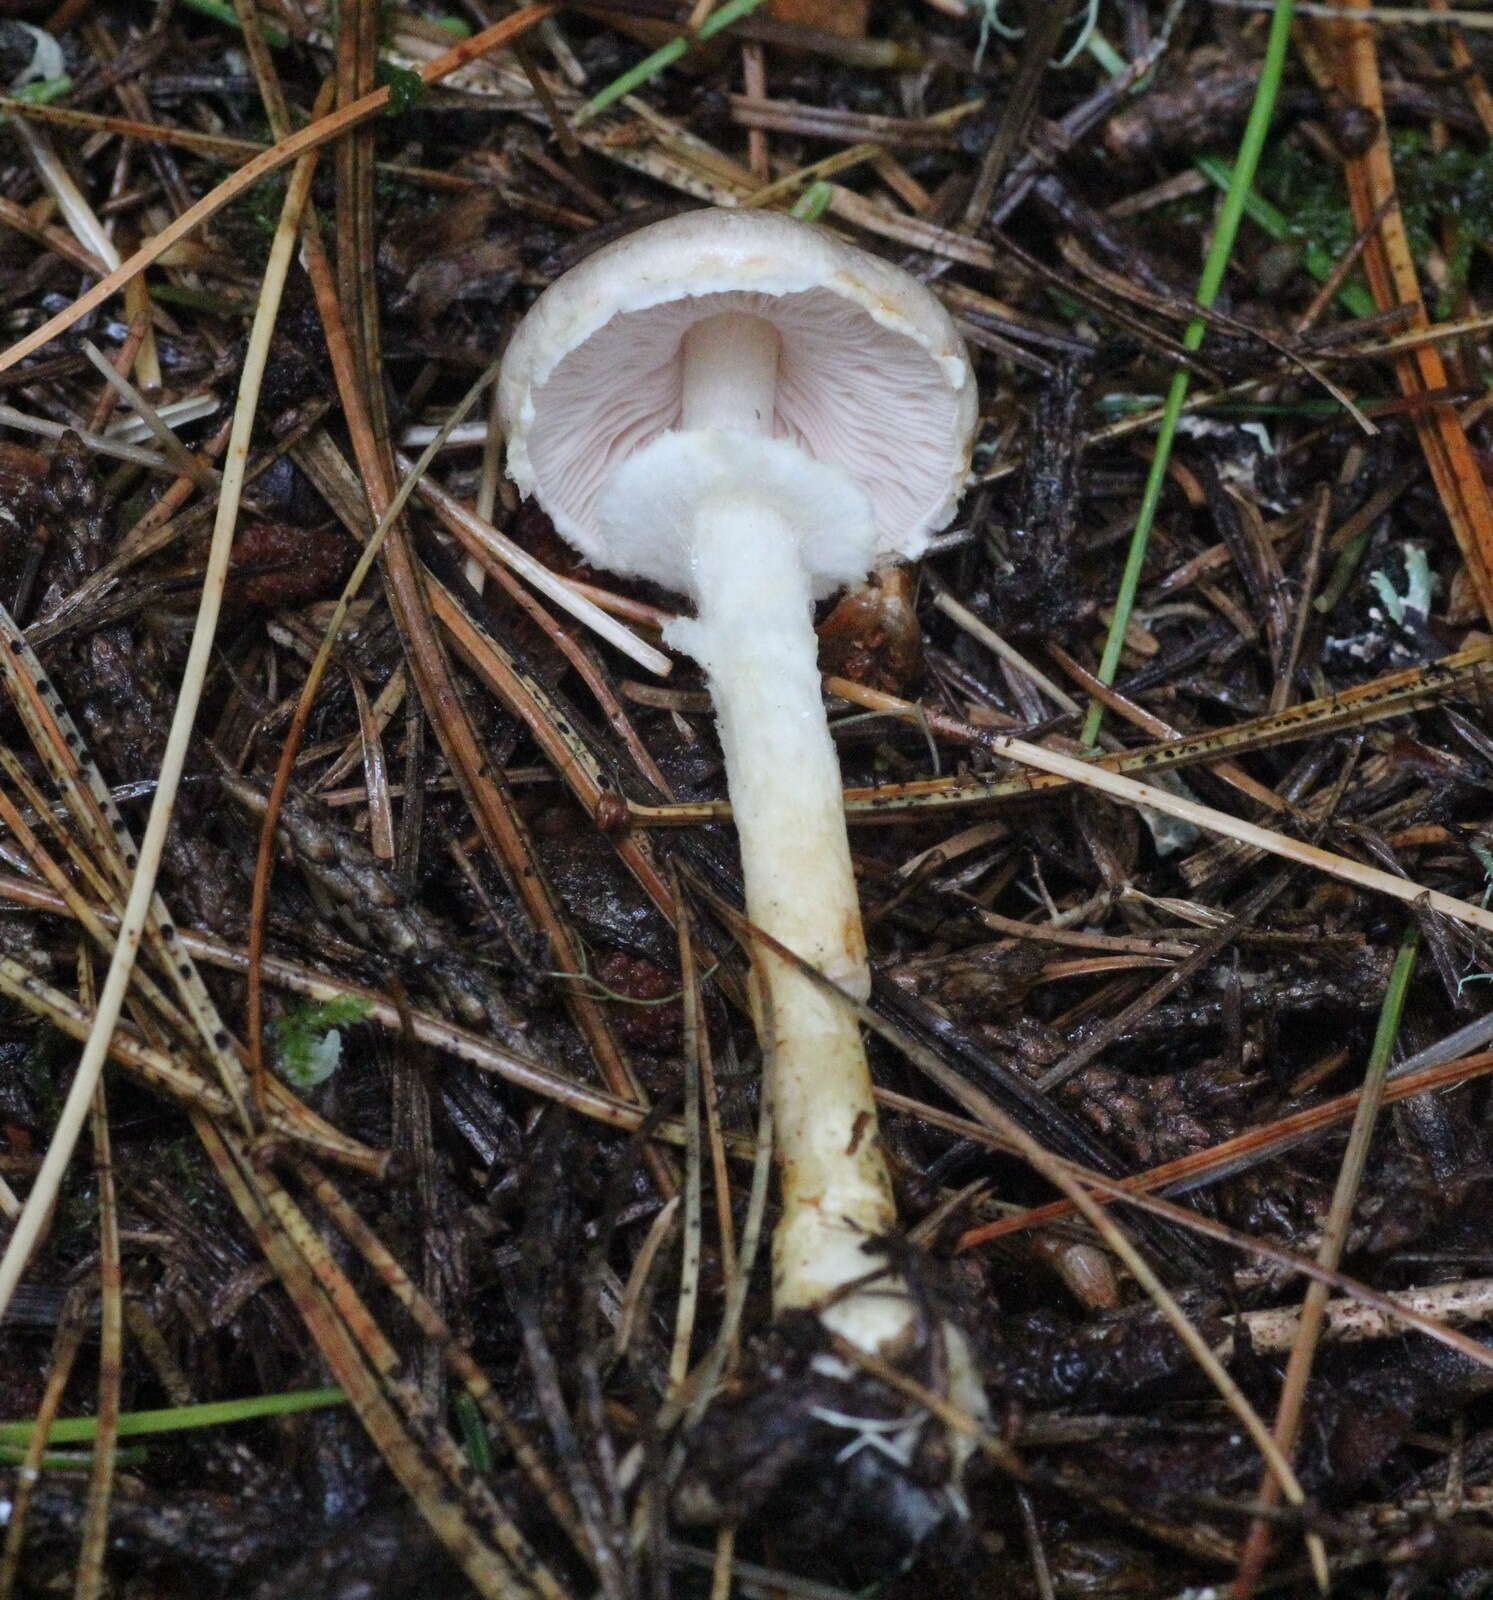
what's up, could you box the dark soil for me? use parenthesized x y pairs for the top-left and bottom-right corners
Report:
(5, 1), (1493, 1596)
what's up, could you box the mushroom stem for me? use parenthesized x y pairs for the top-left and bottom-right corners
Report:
(669, 312), (917, 1351)
(680, 313), (779, 432)
(668, 482), (915, 1352)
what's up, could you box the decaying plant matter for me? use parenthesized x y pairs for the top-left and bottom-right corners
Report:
(7, 2), (1493, 1597)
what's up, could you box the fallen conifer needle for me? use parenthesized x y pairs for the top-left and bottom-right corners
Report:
(987, 728), (1493, 937)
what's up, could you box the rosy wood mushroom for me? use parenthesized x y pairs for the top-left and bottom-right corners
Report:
(499, 208), (977, 1363)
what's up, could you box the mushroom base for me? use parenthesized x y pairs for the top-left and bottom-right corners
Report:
(674, 1309), (987, 1581)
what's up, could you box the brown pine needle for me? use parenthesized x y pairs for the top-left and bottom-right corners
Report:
(957, 1047), (1493, 1249)
(0, 106), (330, 1328)
(0, 1290), (92, 1598)
(833, 679), (1493, 939)
(75, 986), (122, 1600)
(1313, 0), (1493, 624)
(0, 5), (558, 376)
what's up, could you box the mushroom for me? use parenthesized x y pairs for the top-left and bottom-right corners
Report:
(499, 208), (978, 1368)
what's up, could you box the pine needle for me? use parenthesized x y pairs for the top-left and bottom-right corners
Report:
(0, 83), (328, 1330)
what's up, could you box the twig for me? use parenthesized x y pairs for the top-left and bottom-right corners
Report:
(0, 403), (173, 471)
(1236, 1275), (1493, 1352)
(1211, 0), (1493, 24)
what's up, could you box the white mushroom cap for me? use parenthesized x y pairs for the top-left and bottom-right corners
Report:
(499, 207), (978, 593)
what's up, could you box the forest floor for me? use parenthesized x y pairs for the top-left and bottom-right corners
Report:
(5, 0), (1493, 1595)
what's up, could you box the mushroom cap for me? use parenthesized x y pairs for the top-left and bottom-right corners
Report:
(499, 207), (977, 589)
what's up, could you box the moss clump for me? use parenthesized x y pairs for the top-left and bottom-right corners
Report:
(271, 994), (373, 1091)
(1264, 132), (1493, 313)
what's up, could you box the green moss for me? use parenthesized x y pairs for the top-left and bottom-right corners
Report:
(271, 994), (373, 1091)
(166, 1137), (220, 1211)
(232, 167), (288, 251)
(19, 1023), (71, 1125)
(1261, 132), (1493, 314)
(378, 61), (426, 115)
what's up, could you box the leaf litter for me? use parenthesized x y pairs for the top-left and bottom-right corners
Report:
(5, 1), (1493, 1596)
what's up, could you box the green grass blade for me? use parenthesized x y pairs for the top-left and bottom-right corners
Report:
(175, 0), (291, 48)
(0, 1386), (346, 1447)
(790, 181), (834, 220)
(1368, 926), (1420, 1075)
(577, 0), (771, 125)
(0, 76), (73, 126)
(1193, 153), (1377, 319)
(1081, 0), (1298, 746)
(0, 1444), (149, 1469)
